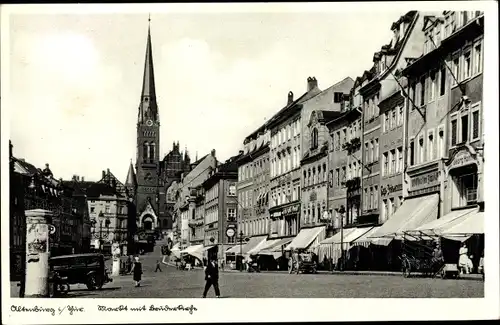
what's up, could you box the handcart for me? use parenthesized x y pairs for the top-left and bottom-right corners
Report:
(399, 232), (446, 278)
(288, 249), (318, 274)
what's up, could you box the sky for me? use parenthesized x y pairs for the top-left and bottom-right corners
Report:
(7, 7), (404, 182)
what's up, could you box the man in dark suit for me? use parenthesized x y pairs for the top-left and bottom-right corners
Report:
(202, 259), (221, 298)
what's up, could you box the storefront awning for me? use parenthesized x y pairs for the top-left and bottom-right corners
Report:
(202, 245), (217, 252)
(319, 228), (357, 245)
(441, 209), (484, 236)
(225, 235), (267, 255)
(285, 226), (326, 251)
(247, 237), (271, 255)
(352, 226), (381, 247)
(412, 207), (477, 236)
(180, 244), (204, 261)
(369, 193), (439, 245)
(258, 237), (293, 256)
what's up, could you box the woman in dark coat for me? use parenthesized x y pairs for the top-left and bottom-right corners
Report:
(130, 256), (143, 287)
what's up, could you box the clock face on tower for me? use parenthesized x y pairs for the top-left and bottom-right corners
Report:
(144, 172), (153, 182)
(146, 119), (153, 127)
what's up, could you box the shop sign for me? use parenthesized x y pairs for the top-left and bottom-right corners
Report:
(283, 204), (300, 216)
(270, 211), (282, 218)
(450, 149), (475, 169)
(410, 170), (440, 191)
(380, 183), (402, 196)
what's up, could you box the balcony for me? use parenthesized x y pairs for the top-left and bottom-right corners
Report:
(346, 177), (361, 189)
(188, 219), (204, 228)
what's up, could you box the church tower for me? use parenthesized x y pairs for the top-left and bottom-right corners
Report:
(135, 18), (160, 231)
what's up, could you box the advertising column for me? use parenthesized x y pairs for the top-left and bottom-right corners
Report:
(24, 209), (54, 298)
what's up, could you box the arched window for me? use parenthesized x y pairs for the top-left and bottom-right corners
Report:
(150, 143), (156, 162)
(143, 142), (149, 162)
(311, 128), (319, 149)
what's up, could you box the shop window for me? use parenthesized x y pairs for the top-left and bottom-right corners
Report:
(454, 172), (478, 207)
(382, 199), (388, 222)
(389, 198), (395, 217)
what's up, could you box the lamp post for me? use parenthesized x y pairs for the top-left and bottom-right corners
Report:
(338, 205), (346, 271)
(236, 231), (246, 272)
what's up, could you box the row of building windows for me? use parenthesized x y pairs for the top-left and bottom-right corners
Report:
(241, 218), (269, 237)
(205, 205), (218, 224)
(382, 147), (404, 176)
(364, 138), (379, 164)
(364, 93), (380, 122)
(271, 119), (301, 149)
(205, 183), (219, 201)
(270, 146), (300, 178)
(238, 157), (270, 182)
(333, 161), (361, 187)
(303, 204), (327, 224)
(451, 39), (483, 87)
(450, 103), (481, 147)
(409, 127), (446, 166)
(332, 120), (362, 151)
(270, 183), (301, 208)
(303, 163), (328, 187)
(363, 186), (379, 211)
(383, 105), (404, 133)
(380, 196), (404, 223)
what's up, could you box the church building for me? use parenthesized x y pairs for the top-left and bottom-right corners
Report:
(124, 19), (192, 237)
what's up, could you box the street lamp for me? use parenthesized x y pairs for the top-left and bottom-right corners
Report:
(236, 231), (246, 272)
(337, 205), (346, 271)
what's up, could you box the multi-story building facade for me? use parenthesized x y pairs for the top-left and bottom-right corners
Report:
(301, 77), (354, 234)
(202, 155), (239, 261)
(188, 186), (205, 246)
(327, 104), (363, 230)
(302, 110), (341, 233)
(173, 150), (218, 248)
(86, 183), (129, 254)
(402, 11), (484, 221)
(236, 126), (271, 239)
(359, 11), (426, 233)
(268, 79), (321, 240)
(11, 156), (88, 257)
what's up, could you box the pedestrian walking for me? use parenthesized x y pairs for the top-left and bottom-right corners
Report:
(202, 259), (220, 298)
(130, 256), (143, 287)
(155, 260), (162, 272)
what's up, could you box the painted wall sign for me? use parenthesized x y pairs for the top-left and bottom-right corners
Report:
(283, 204), (300, 216)
(410, 170), (440, 191)
(450, 149), (475, 169)
(380, 183), (403, 196)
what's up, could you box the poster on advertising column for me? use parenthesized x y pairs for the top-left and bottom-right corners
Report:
(26, 223), (49, 262)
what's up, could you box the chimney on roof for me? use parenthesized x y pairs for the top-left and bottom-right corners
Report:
(81, 176), (84, 182)
(102, 170), (106, 179)
(307, 77), (318, 92)
(211, 149), (216, 157)
(9, 140), (13, 158)
(107, 168), (110, 175)
(287, 91), (294, 105)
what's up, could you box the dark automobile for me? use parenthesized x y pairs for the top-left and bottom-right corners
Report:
(50, 253), (112, 290)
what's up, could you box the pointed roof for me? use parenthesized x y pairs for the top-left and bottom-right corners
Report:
(125, 160), (137, 187)
(141, 23), (156, 100)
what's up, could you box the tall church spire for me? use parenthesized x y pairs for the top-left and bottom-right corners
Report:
(138, 15), (158, 124)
